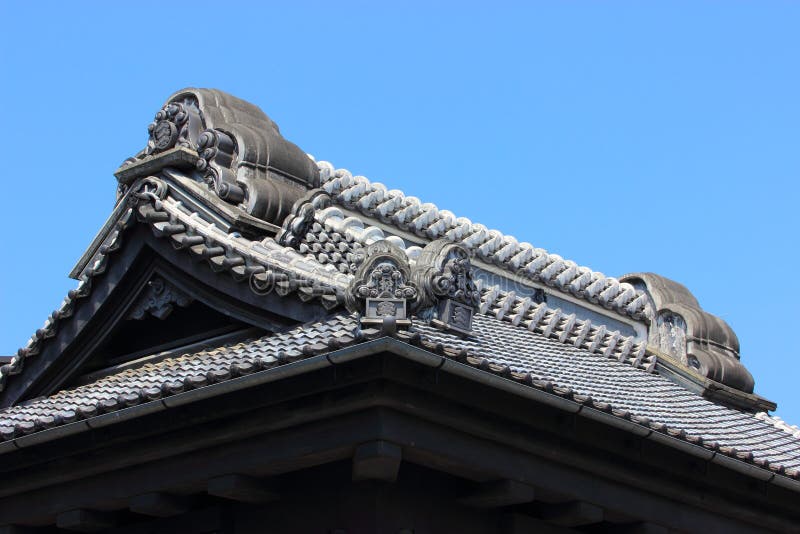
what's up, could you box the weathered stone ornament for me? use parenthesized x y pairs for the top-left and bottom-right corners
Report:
(346, 241), (418, 328)
(127, 277), (193, 320)
(413, 240), (480, 336)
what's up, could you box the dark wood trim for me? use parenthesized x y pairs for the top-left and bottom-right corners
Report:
(206, 475), (277, 504)
(537, 501), (604, 527)
(0, 352), (796, 532)
(128, 493), (191, 517)
(458, 480), (536, 508)
(352, 440), (402, 482)
(56, 509), (115, 532)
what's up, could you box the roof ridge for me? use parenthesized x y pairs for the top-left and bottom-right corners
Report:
(314, 160), (653, 322)
(290, 203), (652, 371)
(146, 193), (347, 298)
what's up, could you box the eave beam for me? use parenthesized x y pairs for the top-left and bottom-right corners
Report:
(207, 474), (278, 504)
(55, 509), (115, 532)
(352, 440), (402, 482)
(500, 514), (579, 534)
(128, 492), (190, 517)
(0, 527), (48, 534)
(458, 480), (536, 508)
(615, 522), (670, 534)
(538, 501), (604, 527)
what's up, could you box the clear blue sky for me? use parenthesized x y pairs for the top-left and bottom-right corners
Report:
(1, 2), (798, 423)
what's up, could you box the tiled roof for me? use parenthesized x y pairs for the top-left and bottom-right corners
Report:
(137, 189), (348, 301)
(7, 87), (794, 501)
(2, 311), (799, 482)
(757, 412), (800, 440)
(475, 284), (652, 371)
(6, 172), (652, 397)
(1, 180), (349, 395)
(0, 314), (359, 438)
(315, 160), (653, 321)
(285, 201), (652, 372)
(413, 315), (800, 475)
(288, 193), (652, 371)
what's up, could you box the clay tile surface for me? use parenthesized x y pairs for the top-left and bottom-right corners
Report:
(2, 311), (799, 479)
(315, 160), (652, 321)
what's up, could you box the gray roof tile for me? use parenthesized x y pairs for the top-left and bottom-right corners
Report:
(314, 160), (651, 320)
(1, 311), (799, 481)
(4, 172), (798, 483)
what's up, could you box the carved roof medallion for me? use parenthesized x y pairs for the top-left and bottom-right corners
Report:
(346, 241), (418, 328)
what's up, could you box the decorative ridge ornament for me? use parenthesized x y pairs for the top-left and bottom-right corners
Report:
(621, 272), (756, 394)
(117, 88), (320, 226)
(413, 240), (480, 336)
(316, 160), (653, 322)
(145, 96), (203, 156)
(345, 241), (418, 328)
(195, 128), (245, 204)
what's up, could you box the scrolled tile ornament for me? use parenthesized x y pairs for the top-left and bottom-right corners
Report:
(118, 88), (321, 226)
(196, 128), (245, 205)
(276, 190), (332, 248)
(413, 240), (480, 335)
(346, 241), (418, 328)
(621, 272), (756, 393)
(144, 96), (203, 156)
(115, 95), (205, 195)
(127, 177), (168, 208)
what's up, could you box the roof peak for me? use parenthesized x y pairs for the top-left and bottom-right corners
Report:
(313, 159), (653, 321)
(116, 87), (319, 223)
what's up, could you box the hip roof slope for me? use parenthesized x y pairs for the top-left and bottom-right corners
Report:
(1, 311), (798, 482)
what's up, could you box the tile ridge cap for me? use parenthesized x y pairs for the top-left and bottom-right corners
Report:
(314, 159), (652, 322)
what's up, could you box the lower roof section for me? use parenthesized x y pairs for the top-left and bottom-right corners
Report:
(0, 309), (798, 488)
(0, 343), (797, 532)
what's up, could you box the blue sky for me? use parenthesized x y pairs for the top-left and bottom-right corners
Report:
(1, 2), (798, 422)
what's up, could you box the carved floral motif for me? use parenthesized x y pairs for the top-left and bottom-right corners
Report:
(128, 277), (193, 321)
(356, 261), (418, 301)
(430, 251), (480, 307)
(126, 177), (168, 208)
(413, 240), (480, 335)
(145, 98), (196, 156)
(346, 241), (418, 327)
